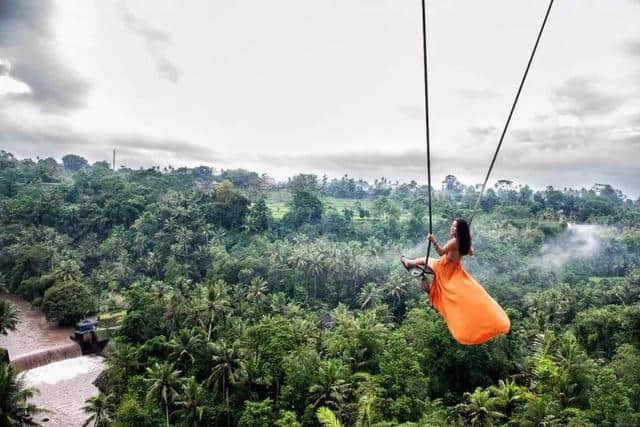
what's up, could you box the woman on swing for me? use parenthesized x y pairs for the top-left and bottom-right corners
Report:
(402, 218), (510, 345)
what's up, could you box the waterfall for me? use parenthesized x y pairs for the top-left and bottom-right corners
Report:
(10, 342), (83, 372)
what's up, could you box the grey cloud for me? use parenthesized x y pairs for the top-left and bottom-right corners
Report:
(0, 58), (9, 76)
(110, 136), (219, 161)
(622, 39), (640, 56)
(469, 126), (497, 139)
(0, 111), (217, 164)
(550, 77), (623, 118)
(119, 2), (181, 83)
(0, 0), (90, 113)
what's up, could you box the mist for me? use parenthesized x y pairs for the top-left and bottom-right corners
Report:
(534, 223), (611, 271)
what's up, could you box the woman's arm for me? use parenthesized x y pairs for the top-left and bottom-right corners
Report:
(428, 235), (457, 256)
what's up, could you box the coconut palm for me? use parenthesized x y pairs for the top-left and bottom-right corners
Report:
(82, 393), (115, 427)
(488, 379), (525, 420)
(306, 255), (325, 299)
(0, 300), (19, 335)
(169, 328), (202, 369)
(103, 341), (140, 383)
(0, 363), (44, 426)
(206, 339), (244, 427)
(246, 277), (268, 303)
(199, 280), (230, 341)
(269, 292), (289, 316)
(384, 273), (407, 308)
(455, 387), (505, 427)
(145, 362), (183, 427)
(517, 394), (561, 427)
(317, 406), (342, 427)
(53, 259), (82, 283)
(172, 377), (207, 427)
(309, 360), (350, 411)
(357, 283), (383, 310)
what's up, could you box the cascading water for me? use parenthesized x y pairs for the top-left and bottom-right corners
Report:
(0, 294), (104, 427)
(10, 342), (83, 372)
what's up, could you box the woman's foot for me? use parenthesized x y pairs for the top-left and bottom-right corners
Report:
(400, 256), (412, 270)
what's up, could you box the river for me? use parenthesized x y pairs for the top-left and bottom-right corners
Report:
(0, 294), (104, 427)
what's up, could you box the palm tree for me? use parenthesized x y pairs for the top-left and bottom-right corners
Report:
(206, 340), (244, 427)
(246, 277), (268, 303)
(455, 387), (505, 427)
(306, 255), (325, 299)
(350, 256), (368, 297)
(518, 394), (560, 427)
(357, 283), (383, 310)
(488, 379), (525, 420)
(104, 341), (140, 383)
(145, 362), (183, 427)
(353, 372), (383, 427)
(269, 292), (289, 316)
(172, 377), (207, 427)
(199, 281), (230, 341)
(317, 406), (342, 427)
(54, 259), (82, 282)
(82, 393), (115, 427)
(0, 363), (44, 426)
(169, 328), (202, 369)
(0, 300), (19, 335)
(309, 360), (349, 411)
(384, 273), (407, 309)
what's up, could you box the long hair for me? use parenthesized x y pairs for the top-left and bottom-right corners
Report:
(455, 218), (472, 256)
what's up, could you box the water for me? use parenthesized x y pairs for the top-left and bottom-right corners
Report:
(0, 294), (104, 427)
(21, 356), (104, 427)
(10, 342), (82, 372)
(0, 293), (74, 358)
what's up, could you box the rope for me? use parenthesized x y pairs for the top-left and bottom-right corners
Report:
(470, 0), (554, 223)
(421, 0), (433, 270)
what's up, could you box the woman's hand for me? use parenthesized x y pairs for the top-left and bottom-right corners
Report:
(427, 233), (437, 243)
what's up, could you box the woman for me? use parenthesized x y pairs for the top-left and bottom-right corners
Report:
(402, 219), (510, 345)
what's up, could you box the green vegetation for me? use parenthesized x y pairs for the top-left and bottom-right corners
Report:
(1, 150), (640, 425)
(0, 363), (44, 425)
(0, 300), (19, 335)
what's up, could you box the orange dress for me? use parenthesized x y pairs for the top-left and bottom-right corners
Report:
(429, 256), (510, 345)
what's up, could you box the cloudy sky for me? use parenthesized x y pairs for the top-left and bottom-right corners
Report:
(1, 0), (639, 196)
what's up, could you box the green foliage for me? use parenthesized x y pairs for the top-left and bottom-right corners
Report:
(3, 153), (640, 426)
(42, 280), (95, 325)
(82, 393), (116, 427)
(587, 367), (633, 426)
(62, 154), (89, 172)
(238, 398), (273, 427)
(317, 406), (342, 427)
(283, 190), (323, 228)
(0, 300), (19, 335)
(113, 393), (162, 427)
(0, 363), (44, 426)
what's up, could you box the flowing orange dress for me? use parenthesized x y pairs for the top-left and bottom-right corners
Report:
(429, 256), (510, 345)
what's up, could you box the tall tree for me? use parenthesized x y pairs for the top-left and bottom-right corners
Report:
(145, 362), (183, 427)
(82, 393), (116, 427)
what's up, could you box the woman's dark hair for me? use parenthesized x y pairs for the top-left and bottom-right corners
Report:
(454, 218), (472, 255)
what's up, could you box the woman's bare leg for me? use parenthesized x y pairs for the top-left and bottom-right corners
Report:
(403, 257), (438, 270)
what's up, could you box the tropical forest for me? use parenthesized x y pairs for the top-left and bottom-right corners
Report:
(1, 150), (640, 427)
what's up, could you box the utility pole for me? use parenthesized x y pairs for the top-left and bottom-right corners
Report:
(112, 149), (116, 170)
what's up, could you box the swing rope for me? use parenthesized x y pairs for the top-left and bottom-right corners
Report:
(420, 0), (434, 272)
(469, 0), (555, 223)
